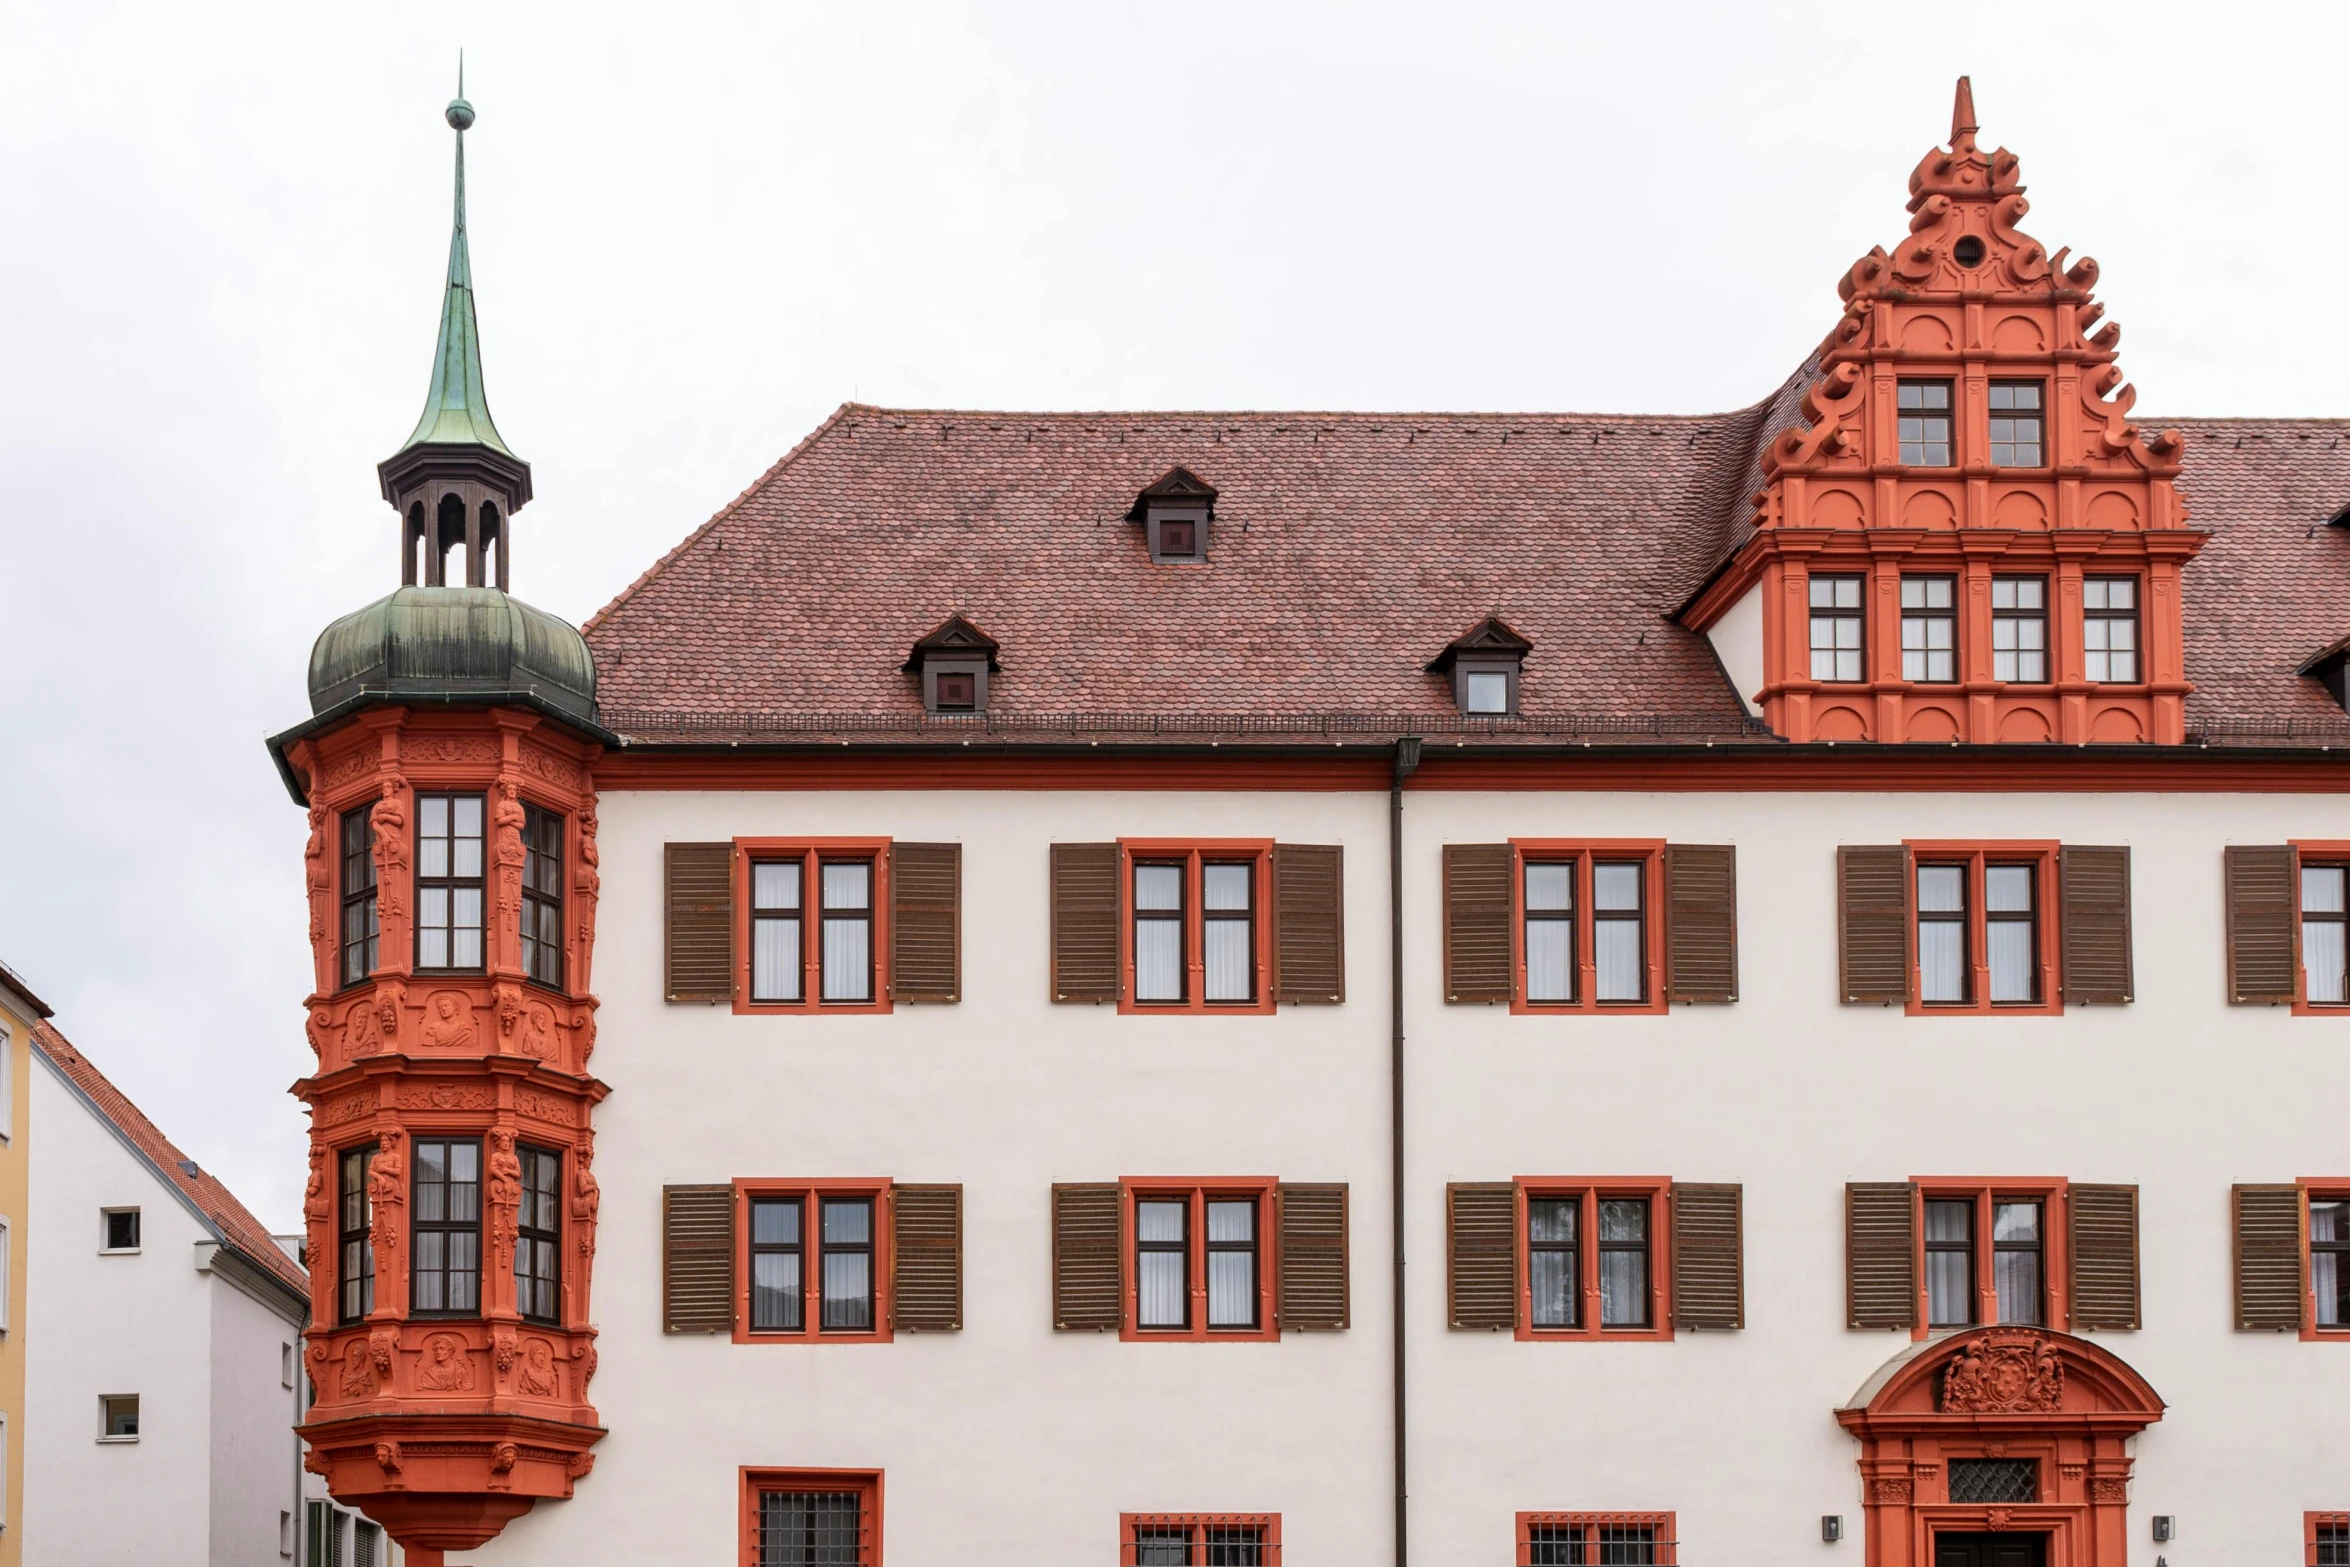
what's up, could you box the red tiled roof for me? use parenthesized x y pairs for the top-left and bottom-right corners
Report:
(32, 1021), (309, 1299)
(583, 400), (2350, 746)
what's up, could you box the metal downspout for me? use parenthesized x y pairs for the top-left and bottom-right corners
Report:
(1390, 736), (1421, 1567)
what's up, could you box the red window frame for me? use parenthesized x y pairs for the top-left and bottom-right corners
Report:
(733, 838), (893, 1016)
(1120, 1513), (1282, 1563)
(1903, 841), (2060, 1017)
(2290, 841), (2350, 1016)
(1516, 1511), (1678, 1565)
(740, 1468), (882, 1566)
(1908, 1177), (2069, 1343)
(731, 1179), (893, 1345)
(1508, 841), (1666, 1016)
(2308, 1511), (2350, 1566)
(1118, 1177), (1278, 1342)
(1513, 1177), (1673, 1343)
(1116, 841), (1276, 1016)
(2300, 1178), (2350, 1343)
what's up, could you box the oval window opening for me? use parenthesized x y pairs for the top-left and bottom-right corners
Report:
(1953, 235), (1987, 268)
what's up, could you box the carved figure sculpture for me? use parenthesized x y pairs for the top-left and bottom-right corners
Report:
(304, 802), (331, 945)
(417, 1333), (477, 1392)
(575, 802), (600, 896)
(520, 1003), (558, 1060)
(373, 1440), (402, 1475)
(486, 1131), (523, 1272)
(303, 1149), (331, 1245)
(1941, 1330), (2065, 1413)
(571, 1140), (601, 1311)
(493, 782), (527, 921)
(517, 1337), (561, 1398)
(369, 781), (408, 922)
(341, 1337), (376, 1398)
(420, 992), (478, 1051)
(345, 997), (384, 1057)
(368, 1133), (404, 1272)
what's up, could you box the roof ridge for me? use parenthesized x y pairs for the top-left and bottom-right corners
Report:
(30, 1021), (308, 1298)
(821, 403), (1775, 425)
(581, 400), (859, 636)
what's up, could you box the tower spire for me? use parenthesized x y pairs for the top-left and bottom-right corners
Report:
(397, 64), (515, 458)
(1950, 75), (1979, 147)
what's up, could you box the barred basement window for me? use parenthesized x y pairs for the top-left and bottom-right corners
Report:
(515, 1144), (562, 1324)
(520, 804), (565, 988)
(2316, 1517), (2350, 1567)
(1897, 380), (1953, 465)
(338, 1145), (375, 1323)
(1123, 1515), (1280, 1564)
(414, 793), (485, 971)
(1518, 1513), (1677, 1565)
(748, 1471), (879, 1567)
(1946, 1458), (2039, 1504)
(410, 1137), (481, 1316)
(339, 807), (378, 988)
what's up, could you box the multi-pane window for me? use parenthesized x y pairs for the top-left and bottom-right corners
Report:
(2302, 863), (2348, 1005)
(1991, 577), (2047, 682)
(1520, 1515), (1675, 1566)
(1521, 854), (1650, 1008)
(1897, 380), (1953, 465)
(1809, 576), (1865, 682)
(338, 1146), (374, 1323)
(1130, 851), (1264, 1009)
(413, 793), (485, 971)
(2314, 1196), (2350, 1329)
(1947, 1458), (2039, 1504)
(1926, 1192), (2048, 1327)
(1524, 1191), (1654, 1333)
(1900, 576), (1957, 682)
(755, 1484), (871, 1567)
(1126, 1518), (1276, 1566)
(515, 1144), (561, 1324)
(1129, 1187), (1267, 1337)
(520, 804), (564, 989)
(746, 1192), (877, 1336)
(2317, 1520), (2350, 1567)
(1925, 1198), (1975, 1327)
(1917, 864), (1969, 1005)
(339, 808), (378, 988)
(1529, 1198), (1580, 1328)
(749, 853), (877, 1007)
(2083, 577), (2139, 683)
(1918, 858), (2042, 1007)
(1988, 382), (2044, 466)
(410, 1138), (481, 1316)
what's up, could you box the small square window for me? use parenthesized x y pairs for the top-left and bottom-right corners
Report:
(101, 1394), (140, 1440)
(1464, 670), (1510, 714)
(103, 1209), (140, 1252)
(933, 670), (975, 711)
(1147, 506), (1209, 563)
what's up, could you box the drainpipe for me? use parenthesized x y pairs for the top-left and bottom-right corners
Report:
(1390, 735), (1421, 1567)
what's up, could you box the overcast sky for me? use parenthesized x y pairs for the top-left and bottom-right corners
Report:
(5, 1), (2345, 1231)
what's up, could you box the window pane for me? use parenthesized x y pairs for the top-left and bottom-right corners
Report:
(1920, 920), (1966, 1003)
(1207, 1200), (1253, 1244)
(1208, 1249), (1255, 1327)
(1464, 670), (1509, 713)
(820, 918), (870, 1003)
(1203, 863), (1252, 911)
(1528, 1525), (1588, 1567)
(2315, 1201), (2349, 1327)
(821, 1252), (871, 1330)
(1917, 865), (1964, 913)
(2306, 919), (2349, 1005)
(1137, 1251), (1186, 1329)
(1995, 1247), (2042, 1325)
(2304, 867), (2347, 914)
(1592, 863), (1641, 911)
(753, 862), (801, 911)
(1599, 1249), (1648, 1327)
(1594, 918), (1643, 1003)
(1204, 920), (1253, 1002)
(1530, 1246), (1576, 1327)
(821, 862), (869, 912)
(1925, 1247), (1971, 1326)
(1988, 919), (2036, 1003)
(1133, 1528), (1191, 1567)
(1135, 920), (1183, 1002)
(1525, 864), (1572, 912)
(1530, 1198), (1577, 1244)
(752, 1250), (802, 1331)
(753, 1199), (801, 1247)
(822, 1200), (870, 1246)
(1137, 1200), (1185, 1244)
(753, 917), (802, 1002)
(1993, 1200), (2038, 1243)
(1925, 1198), (1970, 1243)
(1599, 1199), (1646, 1244)
(1134, 865), (1183, 911)
(1526, 920), (1573, 1003)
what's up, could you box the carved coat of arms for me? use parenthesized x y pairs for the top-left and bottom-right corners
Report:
(1940, 1329), (2065, 1413)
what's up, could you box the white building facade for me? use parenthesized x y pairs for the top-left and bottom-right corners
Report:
(273, 82), (2350, 1567)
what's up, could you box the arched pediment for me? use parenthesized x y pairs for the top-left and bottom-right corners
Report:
(1842, 1327), (2164, 1429)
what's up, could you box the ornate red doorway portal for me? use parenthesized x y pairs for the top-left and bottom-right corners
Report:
(1837, 1327), (2163, 1567)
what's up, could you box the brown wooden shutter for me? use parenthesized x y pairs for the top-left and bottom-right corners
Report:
(1272, 845), (1345, 1004)
(889, 1184), (962, 1331)
(1669, 1183), (1743, 1330)
(889, 843), (961, 1003)
(1447, 1182), (1517, 1330)
(664, 844), (734, 1003)
(1051, 1183), (1121, 1330)
(1664, 845), (1738, 1004)
(1847, 1181), (1917, 1329)
(661, 1184), (734, 1333)
(2067, 1183), (2140, 1330)
(1839, 846), (1910, 1005)
(1444, 845), (1514, 1004)
(2225, 846), (2298, 1005)
(1274, 1183), (1349, 1330)
(2059, 846), (2133, 1005)
(2233, 1183), (2304, 1330)
(1049, 844), (1120, 1004)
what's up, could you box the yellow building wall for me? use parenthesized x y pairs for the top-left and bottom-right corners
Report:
(0, 990), (31, 1567)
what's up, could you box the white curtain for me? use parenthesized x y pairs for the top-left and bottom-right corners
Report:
(2316, 1202), (2345, 1326)
(754, 917), (802, 1001)
(1135, 866), (1184, 1002)
(1136, 1201), (1186, 1328)
(820, 919), (869, 1002)
(1207, 1200), (1255, 1327)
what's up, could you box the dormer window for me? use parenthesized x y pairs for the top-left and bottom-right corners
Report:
(1128, 467), (1220, 565)
(1427, 615), (1533, 717)
(903, 615), (1000, 715)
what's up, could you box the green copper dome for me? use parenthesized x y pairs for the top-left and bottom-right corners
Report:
(307, 587), (595, 723)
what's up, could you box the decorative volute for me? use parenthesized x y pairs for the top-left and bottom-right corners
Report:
(1685, 79), (2203, 746)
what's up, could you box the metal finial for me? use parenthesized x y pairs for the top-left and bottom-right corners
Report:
(447, 50), (473, 131)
